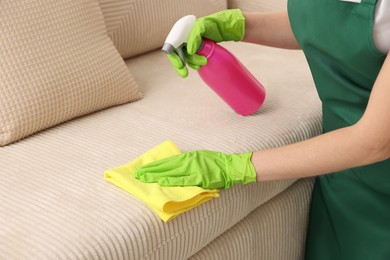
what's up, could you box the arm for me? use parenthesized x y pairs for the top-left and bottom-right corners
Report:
(242, 12), (301, 50)
(136, 14), (389, 190)
(252, 52), (390, 181)
(135, 55), (390, 189)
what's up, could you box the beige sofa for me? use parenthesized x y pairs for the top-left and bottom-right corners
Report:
(0, 0), (322, 259)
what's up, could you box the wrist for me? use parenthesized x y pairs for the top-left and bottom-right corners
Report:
(227, 152), (257, 188)
(224, 9), (246, 42)
(201, 9), (246, 43)
(242, 152), (257, 184)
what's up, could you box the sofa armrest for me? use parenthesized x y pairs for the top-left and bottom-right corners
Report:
(228, 0), (287, 12)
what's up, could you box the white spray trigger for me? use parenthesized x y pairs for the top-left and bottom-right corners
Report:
(162, 15), (196, 65)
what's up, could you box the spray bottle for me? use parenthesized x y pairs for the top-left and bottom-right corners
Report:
(162, 15), (266, 116)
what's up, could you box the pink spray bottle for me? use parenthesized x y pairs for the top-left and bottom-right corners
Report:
(162, 15), (266, 116)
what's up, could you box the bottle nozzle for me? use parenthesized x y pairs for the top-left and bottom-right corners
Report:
(162, 43), (175, 54)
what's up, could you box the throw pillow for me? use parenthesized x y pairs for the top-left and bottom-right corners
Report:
(0, 0), (142, 146)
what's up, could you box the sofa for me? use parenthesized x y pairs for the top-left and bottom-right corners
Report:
(0, 0), (323, 259)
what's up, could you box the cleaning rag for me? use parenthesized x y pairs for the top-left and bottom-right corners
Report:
(104, 140), (219, 222)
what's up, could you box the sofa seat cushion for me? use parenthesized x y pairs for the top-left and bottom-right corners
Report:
(190, 178), (315, 260)
(0, 42), (321, 259)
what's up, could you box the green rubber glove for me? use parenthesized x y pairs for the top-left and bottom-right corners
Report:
(134, 150), (257, 190)
(167, 9), (245, 78)
(167, 50), (208, 78)
(186, 9), (246, 55)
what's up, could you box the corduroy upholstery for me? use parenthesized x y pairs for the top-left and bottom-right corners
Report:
(98, 0), (227, 59)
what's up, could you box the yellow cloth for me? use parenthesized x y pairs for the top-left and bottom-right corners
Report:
(104, 140), (219, 222)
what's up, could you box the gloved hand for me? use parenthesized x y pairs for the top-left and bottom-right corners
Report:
(167, 51), (207, 78)
(134, 150), (257, 189)
(186, 9), (246, 55)
(168, 9), (246, 78)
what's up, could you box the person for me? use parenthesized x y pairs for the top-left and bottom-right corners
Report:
(135, 1), (390, 259)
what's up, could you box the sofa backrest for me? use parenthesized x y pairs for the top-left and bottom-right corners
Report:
(228, 0), (287, 12)
(98, 0), (227, 59)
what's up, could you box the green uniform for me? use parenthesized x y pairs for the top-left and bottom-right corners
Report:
(288, 0), (390, 259)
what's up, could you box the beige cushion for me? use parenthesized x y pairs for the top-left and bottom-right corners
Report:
(229, 0), (287, 12)
(0, 0), (142, 146)
(98, 0), (227, 59)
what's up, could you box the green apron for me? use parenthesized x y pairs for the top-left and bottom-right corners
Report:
(287, 0), (390, 259)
